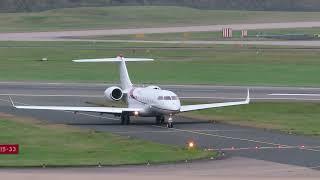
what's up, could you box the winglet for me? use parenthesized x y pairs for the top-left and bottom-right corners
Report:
(9, 96), (15, 107)
(245, 89), (250, 104)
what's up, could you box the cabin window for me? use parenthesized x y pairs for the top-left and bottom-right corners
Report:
(157, 96), (164, 100)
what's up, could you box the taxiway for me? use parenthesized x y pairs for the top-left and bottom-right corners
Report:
(0, 82), (320, 169)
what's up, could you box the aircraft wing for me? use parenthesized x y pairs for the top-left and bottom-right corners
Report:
(180, 89), (250, 112)
(9, 97), (141, 115)
(13, 105), (141, 114)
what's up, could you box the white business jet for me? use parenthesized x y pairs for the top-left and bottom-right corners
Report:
(11, 56), (250, 128)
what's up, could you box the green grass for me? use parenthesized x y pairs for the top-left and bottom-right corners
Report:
(2, 6), (320, 32)
(0, 41), (320, 86)
(83, 27), (320, 41)
(0, 115), (213, 167)
(184, 102), (320, 136)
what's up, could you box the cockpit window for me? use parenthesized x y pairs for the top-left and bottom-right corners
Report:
(157, 96), (164, 100)
(171, 96), (178, 100)
(164, 96), (171, 100)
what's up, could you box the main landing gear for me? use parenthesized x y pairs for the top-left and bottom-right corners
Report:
(155, 116), (165, 125)
(121, 114), (130, 125)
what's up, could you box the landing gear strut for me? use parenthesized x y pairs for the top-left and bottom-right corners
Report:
(155, 116), (165, 125)
(167, 115), (173, 128)
(121, 114), (130, 125)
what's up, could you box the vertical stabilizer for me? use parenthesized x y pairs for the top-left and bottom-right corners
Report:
(118, 56), (133, 90)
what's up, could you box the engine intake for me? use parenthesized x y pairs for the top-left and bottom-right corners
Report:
(104, 86), (123, 101)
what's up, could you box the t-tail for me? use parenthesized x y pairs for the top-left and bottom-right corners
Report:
(73, 55), (154, 90)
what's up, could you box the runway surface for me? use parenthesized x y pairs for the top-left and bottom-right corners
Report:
(1, 21), (320, 47)
(0, 21), (320, 42)
(82, 39), (320, 47)
(1, 81), (320, 102)
(0, 82), (320, 170)
(1, 157), (320, 180)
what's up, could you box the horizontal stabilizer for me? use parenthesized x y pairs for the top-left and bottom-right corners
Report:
(73, 57), (154, 63)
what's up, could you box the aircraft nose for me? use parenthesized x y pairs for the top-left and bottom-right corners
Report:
(170, 101), (181, 111)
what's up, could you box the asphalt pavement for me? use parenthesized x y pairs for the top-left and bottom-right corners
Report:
(1, 82), (320, 102)
(1, 21), (320, 41)
(0, 82), (320, 169)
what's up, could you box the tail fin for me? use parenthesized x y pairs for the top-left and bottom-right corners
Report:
(73, 56), (154, 90)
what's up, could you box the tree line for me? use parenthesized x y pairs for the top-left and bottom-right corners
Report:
(1, 0), (320, 12)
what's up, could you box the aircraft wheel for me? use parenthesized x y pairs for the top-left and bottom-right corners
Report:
(125, 115), (130, 125)
(167, 122), (173, 128)
(155, 116), (161, 125)
(156, 116), (165, 125)
(160, 116), (165, 124)
(167, 115), (173, 128)
(121, 115), (125, 125)
(121, 114), (130, 125)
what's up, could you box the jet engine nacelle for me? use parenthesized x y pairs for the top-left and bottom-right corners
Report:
(104, 86), (123, 101)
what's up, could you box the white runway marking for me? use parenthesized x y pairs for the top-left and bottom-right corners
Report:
(94, 39), (320, 47)
(2, 94), (320, 101)
(175, 89), (216, 92)
(181, 96), (320, 101)
(208, 145), (320, 152)
(112, 130), (177, 134)
(153, 125), (320, 152)
(269, 93), (320, 96)
(77, 112), (119, 121)
(310, 164), (320, 169)
(255, 97), (320, 101)
(0, 94), (102, 97)
(0, 97), (30, 106)
(112, 129), (246, 134)
(179, 96), (232, 99)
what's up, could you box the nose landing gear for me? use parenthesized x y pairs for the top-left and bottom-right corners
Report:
(156, 115), (174, 128)
(167, 115), (173, 128)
